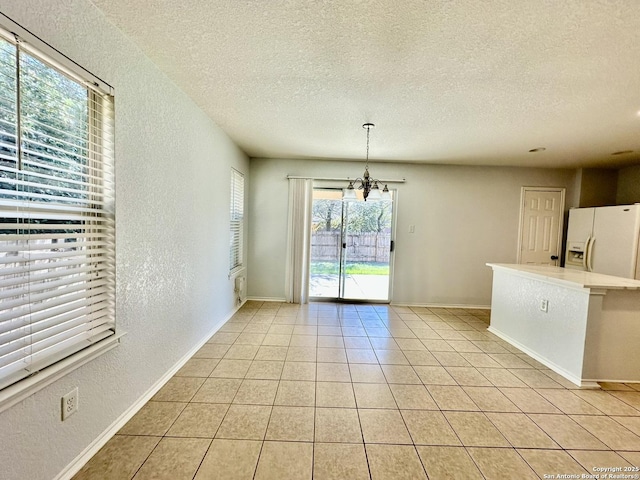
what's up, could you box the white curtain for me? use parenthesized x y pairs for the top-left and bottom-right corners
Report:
(285, 178), (313, 304)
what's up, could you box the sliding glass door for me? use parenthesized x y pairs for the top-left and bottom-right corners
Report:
(309, 189), (343, 298)
(309, 188), (393, 301)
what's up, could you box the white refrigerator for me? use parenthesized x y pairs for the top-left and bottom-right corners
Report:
(565, 204), (640, 279)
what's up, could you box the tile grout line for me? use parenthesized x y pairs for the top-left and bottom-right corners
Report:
(243, 307), (268, 480)
(188, 438), (215, 480)
(79, 302), (640, 479)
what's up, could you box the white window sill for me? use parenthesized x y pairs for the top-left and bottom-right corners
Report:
(0, 332), (125, 414)
(229, 266), (246, 280)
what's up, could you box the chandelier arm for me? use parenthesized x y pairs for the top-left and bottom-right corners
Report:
(345, 123), (390, 202)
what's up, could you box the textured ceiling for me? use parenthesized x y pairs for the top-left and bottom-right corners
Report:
(90, 0), (640, 168)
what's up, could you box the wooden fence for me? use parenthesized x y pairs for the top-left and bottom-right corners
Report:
(311, 231), (390, 263)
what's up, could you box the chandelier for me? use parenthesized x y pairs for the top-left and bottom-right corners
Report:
(343, 123), (390, 201)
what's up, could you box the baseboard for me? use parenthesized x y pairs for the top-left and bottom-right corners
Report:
(246, 296), (287, 302)
(391, 302), (491, 310)
(582, 378), (639, 387)
(581, 378), (626, 387)
(54, 300), (245, 480)
(487, 326), (591, 388)
(244, 298), (492, 310)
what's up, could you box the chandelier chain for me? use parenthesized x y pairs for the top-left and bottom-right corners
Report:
(344, 122), (390, 202)
(365, 124), (370, 168)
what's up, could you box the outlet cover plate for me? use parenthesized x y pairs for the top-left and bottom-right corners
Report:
(61, 387), (78, 421)
(540, 299), (549, 313)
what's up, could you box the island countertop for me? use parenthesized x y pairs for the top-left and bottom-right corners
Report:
(486, 263), (640, 290)
(486, 263), (640, 387)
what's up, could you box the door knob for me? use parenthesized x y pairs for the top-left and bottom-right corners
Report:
(550, 255), (559, 260)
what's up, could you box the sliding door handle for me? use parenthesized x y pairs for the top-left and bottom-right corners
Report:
(342, 243), (346, 249)
(390, 240), (395, 252)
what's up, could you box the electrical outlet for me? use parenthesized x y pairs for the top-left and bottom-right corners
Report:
(61, 387), (78, 421)
(540, 299), (549, 313)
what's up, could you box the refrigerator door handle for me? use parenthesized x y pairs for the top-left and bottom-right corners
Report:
(582, 236), (591, 270)
(586, 236), (595, 272)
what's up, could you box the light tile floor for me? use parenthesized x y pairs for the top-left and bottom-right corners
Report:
(74, 302), (640, 479)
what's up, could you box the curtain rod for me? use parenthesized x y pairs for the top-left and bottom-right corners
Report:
(0, 14), (114, 95)
(287, 175), (406, 183)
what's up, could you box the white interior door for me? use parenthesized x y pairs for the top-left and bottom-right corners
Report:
(518, 187), (565, 265)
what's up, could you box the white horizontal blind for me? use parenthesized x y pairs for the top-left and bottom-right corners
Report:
(229, 169), (244, 271)
(0, 31), (115, 391)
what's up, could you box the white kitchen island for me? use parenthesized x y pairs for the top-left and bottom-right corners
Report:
(486, 263), (640, 387)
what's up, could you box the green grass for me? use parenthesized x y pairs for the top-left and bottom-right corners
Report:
(311, 261), (389, 275)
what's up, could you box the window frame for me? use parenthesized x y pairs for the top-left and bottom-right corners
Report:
(0, 15), (119, 413)
(229, 168), (245, 275)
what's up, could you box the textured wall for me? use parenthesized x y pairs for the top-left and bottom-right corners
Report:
(488, 268), (590, 382)
(0, 2), (248, 480)
(576, 168), (618, 207)
(617, 164), (640, 205)
(248, 158), (577, 306)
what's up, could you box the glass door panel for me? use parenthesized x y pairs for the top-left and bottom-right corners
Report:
(309, 189), (343, 298)
(342, 192), (392, 301)
(310, 188), (393, 302)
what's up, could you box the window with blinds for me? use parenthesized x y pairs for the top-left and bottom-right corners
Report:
(229, 169), (244, 272)
(0, 30), (115, 392)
